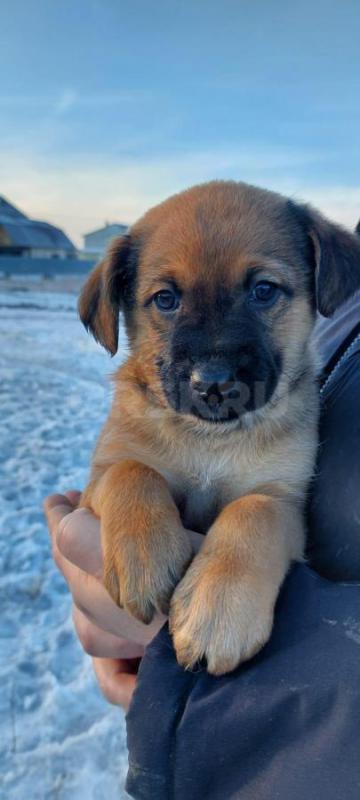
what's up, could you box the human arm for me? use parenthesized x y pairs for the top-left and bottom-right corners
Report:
(124, 296), (360, 799)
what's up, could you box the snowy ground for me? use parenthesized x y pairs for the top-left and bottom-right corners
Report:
(0, 281), (131, 799)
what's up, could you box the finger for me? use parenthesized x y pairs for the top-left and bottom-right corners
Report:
(92, 657), (138, 711)
(70, 569), (166, 644)
(44, 494), (80, 575)
(43, 494), (76, 545)
(57, 508), (103, 577)
(73, 607), (145, 659)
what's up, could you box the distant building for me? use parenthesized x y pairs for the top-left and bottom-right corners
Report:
(0, 196), (75, 259)
(83, 222), (128, 259)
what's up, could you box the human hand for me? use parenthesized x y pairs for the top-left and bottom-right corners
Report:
(44, 492), (202, 711)
(44, 492), (164, 710)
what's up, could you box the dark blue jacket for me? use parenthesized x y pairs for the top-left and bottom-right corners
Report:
(126, 295), (360, 800)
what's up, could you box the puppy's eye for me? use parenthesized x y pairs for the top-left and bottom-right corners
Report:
(249, 281), (280, 307)
(153, 289), (180, 312)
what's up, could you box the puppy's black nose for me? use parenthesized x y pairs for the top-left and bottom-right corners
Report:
(190, 363), (235, 399)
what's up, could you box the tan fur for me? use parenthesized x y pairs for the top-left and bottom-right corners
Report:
(79, 180), (323, 675)
(170, 492), (304, 674)
(86, 461), (192, 622)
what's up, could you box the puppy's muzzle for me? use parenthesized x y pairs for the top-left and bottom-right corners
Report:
(184, 351), (280, 421)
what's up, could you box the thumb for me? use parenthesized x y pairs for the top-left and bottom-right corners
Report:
(57, 507), (103, 577)
(43, 493), (78, 546)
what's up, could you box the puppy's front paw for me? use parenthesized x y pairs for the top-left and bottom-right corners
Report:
(102, 522), (192, 624)
(169, 552), (275, 675)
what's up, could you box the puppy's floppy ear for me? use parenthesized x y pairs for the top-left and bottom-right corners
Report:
(78, 234), (135, 355)
(305, 207), (360, 317)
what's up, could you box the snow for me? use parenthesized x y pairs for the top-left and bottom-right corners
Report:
(0, 283), (131, 799)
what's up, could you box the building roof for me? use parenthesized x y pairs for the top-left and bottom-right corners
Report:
(84, 222), (128, 239)
(0, 196), (27, 221)
(0, 196), (75, 252)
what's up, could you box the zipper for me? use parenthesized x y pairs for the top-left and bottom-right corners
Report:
(320, 330), (360, 397)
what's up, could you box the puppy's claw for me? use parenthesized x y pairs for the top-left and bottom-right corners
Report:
(170, 633), (202, 672)
(103, 563), (155, 623)
(125, 595), (155, 625)
(103, 563), (122, 608)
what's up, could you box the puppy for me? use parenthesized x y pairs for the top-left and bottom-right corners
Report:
(78, 181), (360, 675)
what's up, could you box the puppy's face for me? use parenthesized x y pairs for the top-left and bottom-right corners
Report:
(79, 181), (360, 426)
(133, 188), (314, 424)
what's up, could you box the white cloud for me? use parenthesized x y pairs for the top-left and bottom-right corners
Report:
(0, 89), (152, 114)
(290, 186), (360, 229)
(54, 89), (78, 115)
(0, 147), (359, 247)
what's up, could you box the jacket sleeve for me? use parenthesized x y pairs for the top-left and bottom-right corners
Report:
(307, 327), (360, 580)
(126, 565), (360, 800)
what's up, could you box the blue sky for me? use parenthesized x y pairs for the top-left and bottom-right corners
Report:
(1, 0), (359, 245)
